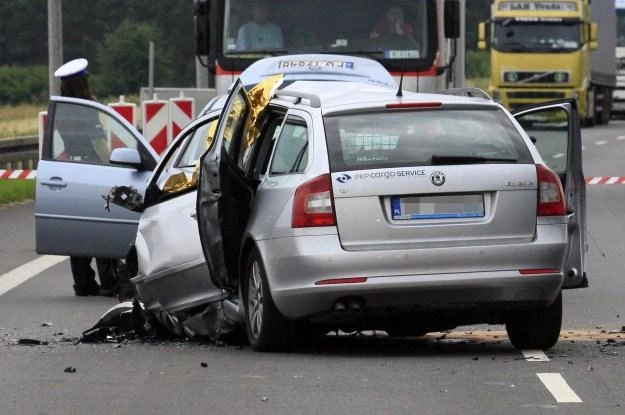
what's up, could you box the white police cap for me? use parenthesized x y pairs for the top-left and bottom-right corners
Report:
(54, 58), (89, 80)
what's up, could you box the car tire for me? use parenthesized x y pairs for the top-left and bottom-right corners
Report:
(506, 292), (562, 350)
(243, 248), (294, 352)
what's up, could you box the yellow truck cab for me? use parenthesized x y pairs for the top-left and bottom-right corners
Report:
(479, 0), (616, 125)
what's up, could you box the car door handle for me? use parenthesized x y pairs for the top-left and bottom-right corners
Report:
(40, 177), (68, 188)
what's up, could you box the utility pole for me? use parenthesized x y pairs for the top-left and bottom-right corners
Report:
(48, 0), (63, 96)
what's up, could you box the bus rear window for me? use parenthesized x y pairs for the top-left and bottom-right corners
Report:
(323, 108), (533, 172)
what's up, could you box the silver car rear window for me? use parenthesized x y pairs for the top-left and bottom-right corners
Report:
(323, 108), (533, 172)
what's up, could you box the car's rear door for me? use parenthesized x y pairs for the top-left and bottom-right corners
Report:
(35, 96), (158, 258)
(197, 79), (254, 291)
(513, 100), (587, 288)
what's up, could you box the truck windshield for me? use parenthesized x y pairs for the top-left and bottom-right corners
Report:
(618, 10), (625, 47)
(493, 21), (581, 53)
(223, 0), (430, 60)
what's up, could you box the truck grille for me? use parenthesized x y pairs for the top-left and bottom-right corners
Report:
(507, 91), (566, 99)
(503, 71), (569, 84)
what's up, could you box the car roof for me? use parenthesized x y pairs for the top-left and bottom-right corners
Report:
(239, 54), (397, 90)
(274, 80), (499, 113)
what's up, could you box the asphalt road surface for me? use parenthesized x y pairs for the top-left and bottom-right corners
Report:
(1, 121), (625, 414)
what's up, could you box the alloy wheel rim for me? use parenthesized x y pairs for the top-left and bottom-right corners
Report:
(247, 260), (263, 339)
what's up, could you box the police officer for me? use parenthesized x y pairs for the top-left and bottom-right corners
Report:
(54, 58), (117, 297)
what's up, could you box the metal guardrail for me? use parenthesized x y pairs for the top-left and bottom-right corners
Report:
(0, 136), (38, 170)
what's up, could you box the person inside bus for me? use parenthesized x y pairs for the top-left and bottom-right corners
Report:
(236, 2), (283, 50)
(370, 5), (414, 39)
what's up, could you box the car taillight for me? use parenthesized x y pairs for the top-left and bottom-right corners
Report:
(536, 164), (566, 216)
(292, 174), (336, 228)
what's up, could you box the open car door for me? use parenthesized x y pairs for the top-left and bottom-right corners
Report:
(197, 79), (255, 291)
(35, 96), (158, 258)
(513, 99), (587, 288)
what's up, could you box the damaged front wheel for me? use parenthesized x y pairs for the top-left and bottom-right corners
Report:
(244, 248), (294, 352)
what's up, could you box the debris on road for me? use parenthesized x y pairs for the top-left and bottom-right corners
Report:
(17, 338), (48, 346)
(64, 366), (77, 373)
(41, 322), (54, 327)
(201, 362), (208, 368)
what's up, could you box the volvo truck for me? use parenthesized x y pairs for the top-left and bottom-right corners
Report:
(479, 0), (616, 125)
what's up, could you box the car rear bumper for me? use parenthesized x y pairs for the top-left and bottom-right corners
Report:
(256, 224), (567, 320)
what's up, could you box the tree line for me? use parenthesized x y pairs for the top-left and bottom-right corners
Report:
(1, 0), (491, 102)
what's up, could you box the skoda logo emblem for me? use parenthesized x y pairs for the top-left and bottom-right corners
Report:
(430, 171), (445, 186)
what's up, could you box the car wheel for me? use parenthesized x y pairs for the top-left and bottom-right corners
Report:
(244, 248), (294, 352)
(506, 292), (562, 350)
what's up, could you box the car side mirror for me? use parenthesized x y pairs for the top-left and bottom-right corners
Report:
(103, 185), (144, 213)
(444, 0), (460, 39)
(110, 148), (143, 170)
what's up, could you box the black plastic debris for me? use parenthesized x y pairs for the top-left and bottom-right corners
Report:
(64, 366), (77, 373)
(18, 338), (48, 346)
(81, 300), (154, 343)
(200, 362), (208, 368)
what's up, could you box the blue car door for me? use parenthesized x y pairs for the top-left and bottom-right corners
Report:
(35, 96), (159, 258)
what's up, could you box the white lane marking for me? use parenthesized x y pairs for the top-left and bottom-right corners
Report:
(522, 350), (550, 362)
(606, 177), (620, 184)
(594, 140), (607, 146)
(537, 373), (583, 403)
(0, 256), (66, 296)
(617, 136), (625, 140)
(589, 177), (603, 185)
(552, 153), (564, 159)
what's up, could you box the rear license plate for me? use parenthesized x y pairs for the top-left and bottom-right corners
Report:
(391, 194), (485, 220)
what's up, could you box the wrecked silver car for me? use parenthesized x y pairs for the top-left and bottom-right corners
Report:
(194, 82), (586, 352)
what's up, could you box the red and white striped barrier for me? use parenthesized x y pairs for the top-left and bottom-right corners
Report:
(0, 170), (37, 180)
(142, 97), (169, 154)
(169, 95), (195, 139)
(585, 177), (625, 185)
(108, 96), (137, 150)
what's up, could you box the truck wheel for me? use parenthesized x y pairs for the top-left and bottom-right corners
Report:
(243, 248), (294, 352)
(506, 293), (562, 350)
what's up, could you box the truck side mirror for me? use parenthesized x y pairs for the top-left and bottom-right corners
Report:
(589, 23), (598, 50)
(195, 0), (210, 56)
(444, 0), (460, 39)
(478, 22), (487, 50)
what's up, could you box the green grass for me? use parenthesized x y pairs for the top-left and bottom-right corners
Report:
(0, 180), (35, 207)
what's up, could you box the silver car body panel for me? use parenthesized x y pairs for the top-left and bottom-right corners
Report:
(131, 110), (223, 314)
